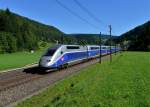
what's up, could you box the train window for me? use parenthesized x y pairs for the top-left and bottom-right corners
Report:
(67, 46), (80, 49)
(90, 47), (99, 50)
(43, 45), (60, 56)
(102, 47), (107, 49)
(44, 49), (56, 56)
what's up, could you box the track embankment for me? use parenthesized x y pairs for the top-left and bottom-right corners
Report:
(0, 56), (109, 107)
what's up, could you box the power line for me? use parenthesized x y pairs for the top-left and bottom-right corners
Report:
(55, 0), (99, 29)
(73, 0), (108, 27)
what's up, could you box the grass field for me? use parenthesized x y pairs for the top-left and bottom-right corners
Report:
(0, 43), (54, 72)
(15, 52), (150, 107)
(0, 51), (43, 71)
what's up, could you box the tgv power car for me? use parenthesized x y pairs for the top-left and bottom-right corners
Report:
(39, 45), (120, 69)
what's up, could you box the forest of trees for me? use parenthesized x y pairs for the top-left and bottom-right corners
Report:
(117, 21), (150, 51)
(1, 8), (149, 53)
(0, 8), (115, 53)
(0, 8), (63, 53)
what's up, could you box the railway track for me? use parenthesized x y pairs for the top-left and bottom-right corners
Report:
(0, 55), (110, 107)
(0, 58), (93, 92)
(0, 67), (43, 91)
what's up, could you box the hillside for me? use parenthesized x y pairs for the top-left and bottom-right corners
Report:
(0, 9), (63, 53)
(69, 34), (117, 45)
(118, 21), (150, 51)
(0, 8), (118, 53)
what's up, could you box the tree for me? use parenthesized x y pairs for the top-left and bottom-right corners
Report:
(0, 32), (17, 53)
(6, 8), (11, 15)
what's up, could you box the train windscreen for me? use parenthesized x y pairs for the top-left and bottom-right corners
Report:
(43, 45), (60, 56)
(44, 49), (56, 56)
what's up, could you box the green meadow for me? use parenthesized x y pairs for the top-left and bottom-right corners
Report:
(0, 43), (54, 71)
(16, 52), (150, 107)
(0, 51), (43, 71)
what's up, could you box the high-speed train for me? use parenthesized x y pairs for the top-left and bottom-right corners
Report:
(39, 45), (120, 69)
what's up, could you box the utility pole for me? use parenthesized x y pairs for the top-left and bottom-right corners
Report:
(99, 32), (102, 64)
(109, 25), (112, 63)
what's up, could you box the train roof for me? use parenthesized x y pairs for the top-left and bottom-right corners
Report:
(50, 44), (114, 48)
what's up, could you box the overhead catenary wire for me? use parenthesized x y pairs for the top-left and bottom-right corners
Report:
(73, 0), (108, 28)
(55, 0), (100, 29)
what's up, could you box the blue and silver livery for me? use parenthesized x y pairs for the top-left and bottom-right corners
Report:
(39, 45), (120, 69)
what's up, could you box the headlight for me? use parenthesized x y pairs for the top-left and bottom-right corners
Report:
(47, 60), (51, 62)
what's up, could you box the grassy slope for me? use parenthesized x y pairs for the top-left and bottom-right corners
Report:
(16, 52), (150, 107)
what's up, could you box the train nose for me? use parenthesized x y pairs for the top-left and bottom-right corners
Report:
(39, 56), (52, 67)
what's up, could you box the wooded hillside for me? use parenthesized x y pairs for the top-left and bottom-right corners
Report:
(0, 8), (116, 53)
(0, 9), (63, 53)
(118, 21), (150, 51)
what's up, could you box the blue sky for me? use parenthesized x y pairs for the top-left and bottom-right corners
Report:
(0, 0), (149, 35)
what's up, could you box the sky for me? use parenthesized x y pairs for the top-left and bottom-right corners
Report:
(0, 0), (149, 36)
